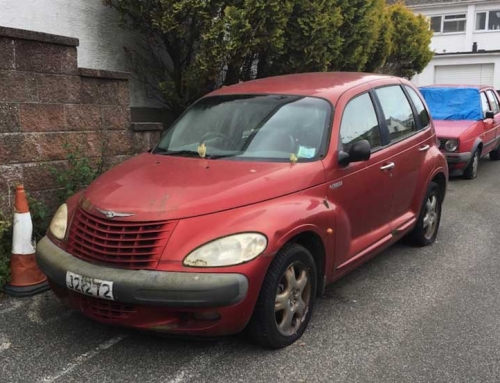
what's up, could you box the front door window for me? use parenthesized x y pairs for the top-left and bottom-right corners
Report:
(486, 90), (500, 114)
(339, 93), (381, 152)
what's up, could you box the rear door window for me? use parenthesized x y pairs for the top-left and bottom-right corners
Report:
(375, 86), (417, 143)
(486, 90), (500, 114)
(339, 93), (381, 152)
(404, 86), (430, 129)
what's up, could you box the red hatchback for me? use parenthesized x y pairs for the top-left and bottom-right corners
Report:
(420, 85), (500, 179)
(37, 73), (448, 349)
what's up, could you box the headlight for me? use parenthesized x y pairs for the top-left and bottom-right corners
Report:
(445, 139), (458, 152)
(49, 203), (68, 240)
(183, 233), (267, 267)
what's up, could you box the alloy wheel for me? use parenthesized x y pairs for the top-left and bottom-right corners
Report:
(423, 194), (439, 240)
(472, 152), (479, 178)
(274, 262), (311, 336)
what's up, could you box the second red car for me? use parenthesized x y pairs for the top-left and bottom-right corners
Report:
(420, 85), (500, 179)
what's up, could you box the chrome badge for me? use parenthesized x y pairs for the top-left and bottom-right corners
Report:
(95, 208), (134, 219)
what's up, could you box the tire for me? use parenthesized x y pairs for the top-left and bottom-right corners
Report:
(407, 182), (442, 247)
(490, 145), (500, 161)
(463, 150), (480, 179)
(247, 243), (317, 349)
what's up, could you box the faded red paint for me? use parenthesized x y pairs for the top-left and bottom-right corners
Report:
(45, 72), (448, 337)
(430, 85), (500, 177)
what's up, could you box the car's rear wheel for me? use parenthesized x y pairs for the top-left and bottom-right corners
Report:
(489, 145), (500, 161)
(248, 243), (316, 349)
(463, 150), (480, 179)
(407, 182), (442, 247)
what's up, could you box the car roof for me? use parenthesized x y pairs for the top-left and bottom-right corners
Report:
(208, 72), (397, 104)
(420, 84), (492, 91)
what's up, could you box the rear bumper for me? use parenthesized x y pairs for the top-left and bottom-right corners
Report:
(36, 236), (248, 308)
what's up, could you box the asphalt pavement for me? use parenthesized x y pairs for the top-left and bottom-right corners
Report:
(2, 157), (500, 383)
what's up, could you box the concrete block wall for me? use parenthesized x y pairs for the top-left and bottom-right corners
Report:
(0, 26), (162, 213)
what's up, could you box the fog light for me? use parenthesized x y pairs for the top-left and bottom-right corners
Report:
(193, 311), (221, 321)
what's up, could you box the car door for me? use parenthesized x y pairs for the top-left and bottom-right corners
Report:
(326, 88), (394, 270)
(485, 89), (500, 145)
(372, 84), (434, 232)
(481, 90), (498, 153)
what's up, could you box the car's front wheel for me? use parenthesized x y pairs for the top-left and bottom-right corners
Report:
(248, 243), (317, 349)
(463, 150), (480, 179)
(408, 182), (442, 247)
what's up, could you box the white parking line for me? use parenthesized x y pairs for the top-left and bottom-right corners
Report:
(40, 334), (127, 383)
(0, 332), (11, 353)
(27, 294), (46, 324)
(0, 299), (26, 315)
(164, 342), (226, 383)
(27, 294), (74, 325)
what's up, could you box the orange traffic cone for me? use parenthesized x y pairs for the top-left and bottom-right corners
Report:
(3, 185), (48, 297)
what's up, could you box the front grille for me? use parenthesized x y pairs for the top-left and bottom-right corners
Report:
(67, 207), (176, 269)
(439, 139), (446, 149)
(78, 294), (136, 321)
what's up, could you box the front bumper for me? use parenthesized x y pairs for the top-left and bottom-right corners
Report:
(36, 236), (249, 308)
(442, 152), (472, 177)
(443, 152), (472, 164)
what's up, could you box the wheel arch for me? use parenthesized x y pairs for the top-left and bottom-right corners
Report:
(431, 172), (447, 202)
(286, 231), (326, 297)
(471, 138), (483, 156)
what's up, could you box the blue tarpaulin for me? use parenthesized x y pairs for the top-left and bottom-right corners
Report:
(419, 87), (483, 121)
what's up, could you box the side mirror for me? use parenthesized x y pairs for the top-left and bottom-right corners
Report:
(485, 111), (494, 119)
(338, 139), (371, 167)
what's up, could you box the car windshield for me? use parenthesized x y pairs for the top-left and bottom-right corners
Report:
(419, 87), (483, 121)
(153, 94), (332, 162)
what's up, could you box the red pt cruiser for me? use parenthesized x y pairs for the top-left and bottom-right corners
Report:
(37, 73), (448, 348)
(419, 85), (500, 179)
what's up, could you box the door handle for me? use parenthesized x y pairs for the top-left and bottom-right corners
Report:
(380, 162), (395, 171)
(419, 145), (430, 152)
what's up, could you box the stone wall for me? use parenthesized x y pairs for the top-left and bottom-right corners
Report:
(0, 26), (162, 213)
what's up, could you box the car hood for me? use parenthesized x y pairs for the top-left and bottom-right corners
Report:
(433, 120), (476, 138)
(80, 153), (326, 221)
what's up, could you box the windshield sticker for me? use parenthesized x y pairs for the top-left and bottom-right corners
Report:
(297, 146), (316, 159)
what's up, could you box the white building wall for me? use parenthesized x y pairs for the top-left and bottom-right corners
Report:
(412, 1), (500, 90)
(413, 54), (500, 88)
(0, 0), (157, 108)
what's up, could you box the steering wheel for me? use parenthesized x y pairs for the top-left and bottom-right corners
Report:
(201, 132), (238, 149)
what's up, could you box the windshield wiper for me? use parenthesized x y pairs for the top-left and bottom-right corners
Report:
(207, 153), (240, 159)
(153, 149), (200, 157)
(153, 148), (239, 159)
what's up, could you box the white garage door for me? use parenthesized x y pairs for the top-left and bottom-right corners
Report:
(435, 64), (494, 86)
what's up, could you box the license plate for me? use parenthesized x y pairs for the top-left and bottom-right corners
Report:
(66, 271), (114, 300)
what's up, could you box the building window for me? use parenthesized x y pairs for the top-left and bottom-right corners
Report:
(430, 14), (466, 34)
(476, 10), (500, 31)
(443, 14), (466, 33)
(476, 12), (487, 30)
(431, 16), (442, 32)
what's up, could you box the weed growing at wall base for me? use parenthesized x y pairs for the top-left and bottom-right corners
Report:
(0, 213), (13, 288)
(0, 144), (107, 290)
